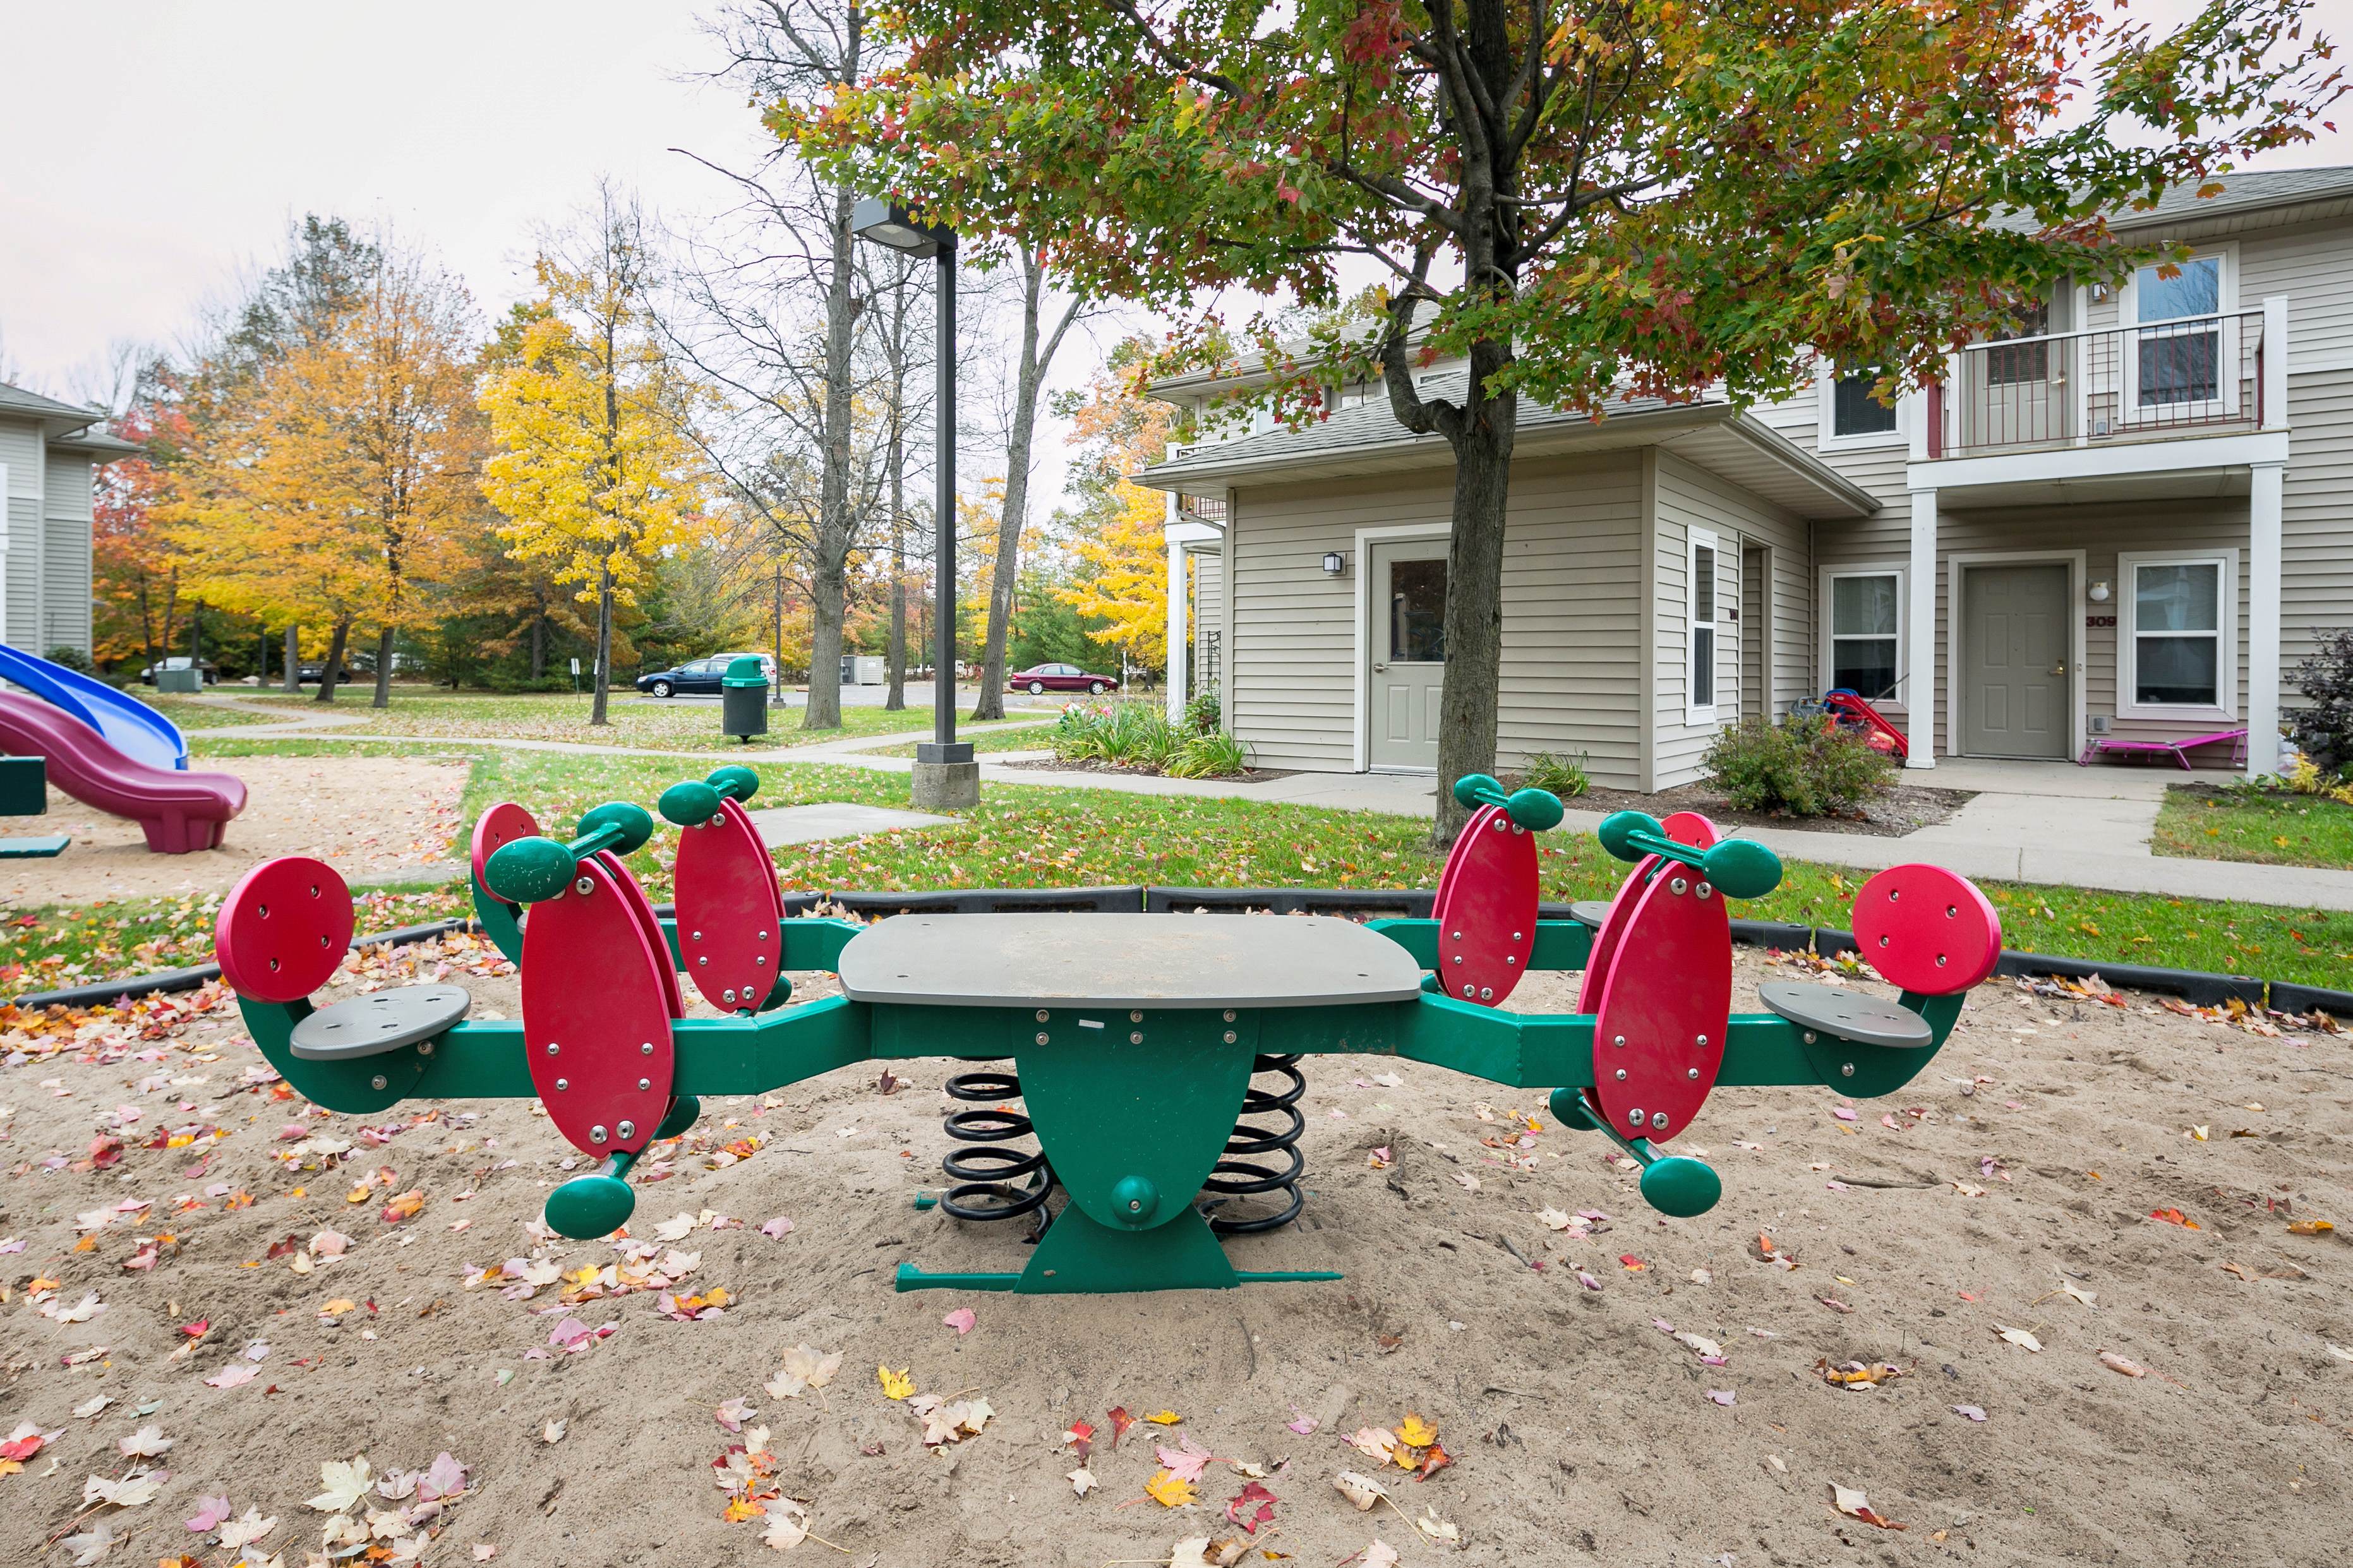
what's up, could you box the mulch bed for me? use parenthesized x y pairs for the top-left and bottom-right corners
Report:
(1553, 778), (1975, 838)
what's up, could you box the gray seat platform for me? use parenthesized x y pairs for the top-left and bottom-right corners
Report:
(1568, 900), (1612, 931)
(1757, 981), (1931, 1049)
(290, 984), (473, 1060)
(836, 913), (1426, 1010)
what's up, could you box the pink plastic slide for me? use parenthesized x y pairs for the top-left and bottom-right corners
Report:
(0, 693), (246, 853)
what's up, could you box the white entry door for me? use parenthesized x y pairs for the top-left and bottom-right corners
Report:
(1369, 539), (1447, 770)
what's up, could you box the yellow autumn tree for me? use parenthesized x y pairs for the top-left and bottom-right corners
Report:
(1056, 348), (1173, 672)
(479, 186), (707, 724)
(165, 236), (486, 705)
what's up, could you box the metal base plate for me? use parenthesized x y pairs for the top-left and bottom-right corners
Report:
(1757, 981), (1932, 1049)
(290, 984), (472, 1060)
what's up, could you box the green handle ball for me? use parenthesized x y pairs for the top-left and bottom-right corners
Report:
(483, 837), (576, 904)
(655, 1094), (702, 1142)
(659, 780), (722, 827)
(577, 801), (654, 855)
(707, 764), (759, 803)
(1596, 809), (1663, 863)
(1452, 773), (1503, 809)
(545, 1174), (635, 1239)
(1702, 837), (1783, 900)
(1110, 1174), (1160, 1228)
(1548, 1086), (1601, 1132)
(1639, 1155), (1722, 1218)
(1505, 787), (1563, 832)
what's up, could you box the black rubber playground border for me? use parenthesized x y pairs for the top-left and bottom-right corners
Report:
(13, 884), (2350, 1020)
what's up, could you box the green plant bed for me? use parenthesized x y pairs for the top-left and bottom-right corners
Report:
(2153, 784), (2353, 870)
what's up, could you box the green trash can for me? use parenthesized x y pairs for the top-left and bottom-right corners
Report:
(721, 655), (769, 742)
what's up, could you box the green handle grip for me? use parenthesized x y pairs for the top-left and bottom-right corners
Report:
(658, 764), (761, 827)
(481, 801), (656, 903)
(1594, 810), (1782, 899)
(1450, 773), (1565, 832)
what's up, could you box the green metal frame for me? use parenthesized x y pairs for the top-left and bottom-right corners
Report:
(239, 909), (1968, 1295)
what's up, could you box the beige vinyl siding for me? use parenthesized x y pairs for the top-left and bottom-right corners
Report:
(1495, 454), (1645, 786)
(2280, 368), (2353, 686)
(1822, 499), (2249, 760)
(1229, 472), (1446, 770)
(0, 419), (41, 652)
(42, 451), (93, 655)
(1225, 453), (1647, 782)
(1647, 451), (1814, 787)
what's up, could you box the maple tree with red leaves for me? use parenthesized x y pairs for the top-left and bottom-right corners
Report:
(803, 0), (2341, 835)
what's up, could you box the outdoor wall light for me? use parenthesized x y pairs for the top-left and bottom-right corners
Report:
(2088, 580), (2112, 602)
(1322, 551), (1347, 577)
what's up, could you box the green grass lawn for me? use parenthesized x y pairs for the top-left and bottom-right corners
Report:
(202, 687), (1047, 753)
(2153, 783), (2353, 871)
(11, 741), (2350, 993)
(869, 722), (1057, 758)
(140, 692), (284, 730)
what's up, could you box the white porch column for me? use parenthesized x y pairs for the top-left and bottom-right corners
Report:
(1165, 529), (1188, 723)
(1905, 485), (1939, 767)
(2248, 460), (2285, 781)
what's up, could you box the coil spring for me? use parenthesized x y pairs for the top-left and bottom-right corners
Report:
(940, 1070), (1056, 1226)
(1198, 1053), (1307, 1235)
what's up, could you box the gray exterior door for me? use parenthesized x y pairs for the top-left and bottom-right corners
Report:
(1369, 539), (1447, 770)
(1961, 563), (2070, 758)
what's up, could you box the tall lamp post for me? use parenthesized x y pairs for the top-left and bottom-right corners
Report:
(851, 197), (978, 808)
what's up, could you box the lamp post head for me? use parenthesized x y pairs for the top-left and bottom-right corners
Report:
(851, 196), (953, 259)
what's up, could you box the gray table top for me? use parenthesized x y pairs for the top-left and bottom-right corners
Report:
(836, 913), (1427, 1009)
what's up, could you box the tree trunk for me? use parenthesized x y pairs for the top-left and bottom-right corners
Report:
(371, 626), (395, 708)
(158, 573), (179, 676)
(282, 624), (299, 693)
(973, 254), (1077, 722)
(137, 577), (157, 675)
(315, 618), (351, 703)
(802, 14), (864, 733)
(1431, 339), (1517, 846)
(807, 558), (847, 729)
(528, 594), (546, 681)
(591, 563), (615, 726)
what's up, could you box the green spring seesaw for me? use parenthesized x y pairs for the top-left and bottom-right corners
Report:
(210, 767), (2003, 1295)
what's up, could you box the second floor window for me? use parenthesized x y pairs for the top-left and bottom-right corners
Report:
(1832, 370), (1899, 438)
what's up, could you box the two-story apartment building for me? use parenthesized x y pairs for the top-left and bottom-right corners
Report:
(0, 380), (133, 661)
(1141, 166), (2353, 786)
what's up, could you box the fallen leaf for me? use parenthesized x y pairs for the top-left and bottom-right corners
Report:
(1343, 1427), (1399, 1464)
(2097, 1350), (2148, 1379)
(1829, 1483), (1906, 1531)
(1818, 1359), (1905, 1389)
(2060, 1281), (2096, 1307)
(307, 1456), (375, 1513)
(1145, 1409), (1184, 1426)
(2148, 1208), (2200, 1230)
(2286, 1219), (2333, 1236)
(1068, 1466), (1096, 1497)
(1157, 1435), (1219, 1483)
(1395, 1413), (1436, 1448)
(1707, 1389), (1736, 1406)
(1334, 1470), (1388, 1511)
(766, 1344), (843, 1399)
(1107, 1408), (1136, 1447)
(1145, 1469), (1198, 1508)
(877, 1365), (915, 1401)
(541, 1420), (566, 1444)
(1951, 1404), (1987, 1422)
(1994, 1326), (2043, 1353)
(941, 1307), (975, 1336)
(1225, 1479), (1277, 1534)
(761, 1497), (810, 1550)
(205, 1362), (261, 1389)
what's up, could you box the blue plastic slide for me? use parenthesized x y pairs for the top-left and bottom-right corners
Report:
(0, 644), (188, 772)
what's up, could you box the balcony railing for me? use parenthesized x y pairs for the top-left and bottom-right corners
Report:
(1927, 309), (2266, 460)
(1176, 490), (1227, 524)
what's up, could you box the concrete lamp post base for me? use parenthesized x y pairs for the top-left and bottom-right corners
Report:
(911, 743), (980, 810)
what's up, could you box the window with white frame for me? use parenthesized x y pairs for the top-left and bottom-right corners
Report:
(1824, 568), (1904, 703)
(1688, 528), (1719, 723)
(2119, 551), (2236, 715)
(1817, 362), (1906, 448)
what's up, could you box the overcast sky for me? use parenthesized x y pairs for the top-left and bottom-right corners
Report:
(1, 1), (2345, 511)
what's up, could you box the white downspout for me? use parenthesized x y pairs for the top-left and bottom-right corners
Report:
(1905, 484), (1939, 767)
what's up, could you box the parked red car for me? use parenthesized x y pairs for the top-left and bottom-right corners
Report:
(1009, 662), (1119, 696)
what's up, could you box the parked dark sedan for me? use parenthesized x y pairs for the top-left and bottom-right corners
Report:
(1009, 662), (1119, 696)
(635, 653), (778, 698)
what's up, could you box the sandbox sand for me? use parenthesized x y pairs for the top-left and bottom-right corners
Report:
(0, 757), (469, 907)
(0, 938), (2346, 1566)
